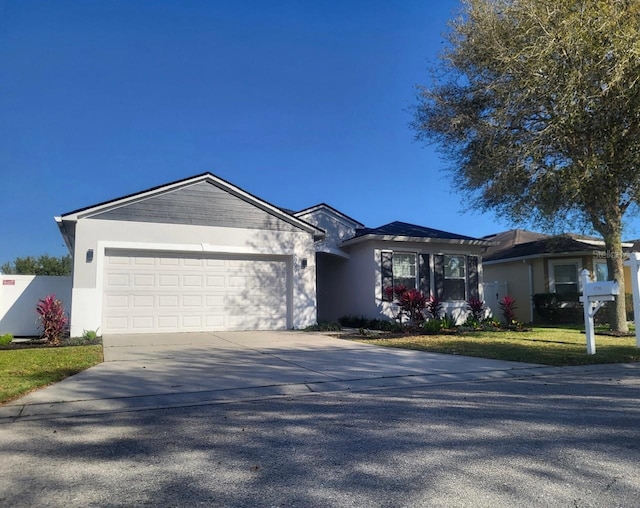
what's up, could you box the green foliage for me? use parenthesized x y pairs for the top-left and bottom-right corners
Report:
(338, 315), (403, 332)
(0, 333), (13, 346)
(413, 0), (640, 332)
(440, 313), (456, 330)
(422, 319), (443, 335)
(82, 329), (101, 340)
(1, 254), (72, 276)
(533, 293), (582, 325)
(304, 322), (341, 332)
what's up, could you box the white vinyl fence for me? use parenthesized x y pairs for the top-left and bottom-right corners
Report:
(0, 275), (72, 337)
(481, 281), (509, 320)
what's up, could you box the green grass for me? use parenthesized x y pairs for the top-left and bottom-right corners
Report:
(357, 327), (640, 366)
(0, 345), (103, 404)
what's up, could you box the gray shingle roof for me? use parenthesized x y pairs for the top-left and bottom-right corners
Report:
(354, 221), (484, 242)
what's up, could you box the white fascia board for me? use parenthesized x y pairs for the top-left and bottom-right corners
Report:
(315, 246), (350, 259)
(483, 250), (597, 265)
(340, 234), (493, 248)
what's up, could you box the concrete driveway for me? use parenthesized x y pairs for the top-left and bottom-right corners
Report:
(0, 331), (551, 421)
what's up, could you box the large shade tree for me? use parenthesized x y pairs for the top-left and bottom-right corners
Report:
(413, 0), (640, 332)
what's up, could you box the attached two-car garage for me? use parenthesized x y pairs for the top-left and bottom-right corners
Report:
(101, 249), (290, 334)
(56, 173), (321, 337)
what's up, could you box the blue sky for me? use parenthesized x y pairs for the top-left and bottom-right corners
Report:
(2, 0), (638, 265)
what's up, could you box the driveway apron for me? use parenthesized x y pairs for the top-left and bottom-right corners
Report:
(0, 331), (548, 421)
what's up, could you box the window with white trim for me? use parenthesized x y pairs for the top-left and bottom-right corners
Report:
(548, 259), (582, 295)
(392, 252), (417, 289)
(443, 255), (466, 300)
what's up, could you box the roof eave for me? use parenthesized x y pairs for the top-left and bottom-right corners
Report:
(341, 234), (493, 248)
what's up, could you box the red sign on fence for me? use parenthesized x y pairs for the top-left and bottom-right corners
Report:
(2, 280), (15, 285)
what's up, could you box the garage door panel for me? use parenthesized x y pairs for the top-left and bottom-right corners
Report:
(102, 251), (289, 334)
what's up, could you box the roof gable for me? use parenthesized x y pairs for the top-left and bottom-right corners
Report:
(58, 173), (323, 236)
(294, 203), (364, 228)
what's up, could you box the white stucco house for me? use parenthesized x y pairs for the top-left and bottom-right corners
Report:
(56, 173), (491, 337)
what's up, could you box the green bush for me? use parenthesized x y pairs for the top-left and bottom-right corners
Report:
(0, 333), (13, 346)
(304, 322), (341, 332)
(82, 329), (100, 340)
(338, 315), (403, 332)
(533, 292), (582, 324)
(422, 319), (443, 335)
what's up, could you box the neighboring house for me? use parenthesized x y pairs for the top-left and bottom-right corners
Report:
(56, 173), (492, 337)
(482, 229), (634, 323)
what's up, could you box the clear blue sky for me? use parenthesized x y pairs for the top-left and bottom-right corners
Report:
(2, 0), (639, 265)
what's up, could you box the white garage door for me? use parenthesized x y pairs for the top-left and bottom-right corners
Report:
(102, 249), (290, 334)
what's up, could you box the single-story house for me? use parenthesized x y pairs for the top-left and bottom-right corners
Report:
(56, 173), (492, 336)
(482, 229), (634, 323)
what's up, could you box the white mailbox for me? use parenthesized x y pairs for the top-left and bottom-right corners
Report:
(583, 280), (620, 298)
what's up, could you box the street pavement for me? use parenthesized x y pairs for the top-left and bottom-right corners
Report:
(0, 332), (639, 506)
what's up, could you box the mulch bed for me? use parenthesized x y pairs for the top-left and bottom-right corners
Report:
(0, 337), (103, 350)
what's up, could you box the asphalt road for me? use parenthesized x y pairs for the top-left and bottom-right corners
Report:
(1, 364), (639, 507)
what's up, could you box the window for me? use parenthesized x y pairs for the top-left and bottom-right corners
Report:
(381, 251), (429, 301)
(443, 255), (466, 300)
(548, 259), (581, 295)
(595, 261), (608, 282)
(392, 252), (417, 289)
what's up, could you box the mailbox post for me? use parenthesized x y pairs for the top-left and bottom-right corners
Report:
(625, 253), (640, 348)
(579, 269), (619, 355)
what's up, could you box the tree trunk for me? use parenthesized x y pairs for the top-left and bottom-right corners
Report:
(604, 231), (629, 333)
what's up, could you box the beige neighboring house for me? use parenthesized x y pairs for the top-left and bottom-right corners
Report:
(482, 229), (634, 323)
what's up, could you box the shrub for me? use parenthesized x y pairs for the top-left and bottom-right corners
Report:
(337, 316), (403, 332)
(386, 285), (427, 326)
(82, 328), (101, 340)
(499, 295), (518, 324)
(305, 322), (341, 332)
(425, 296), (443, 319)
(440, 313), (456, 330)
(422, 319), (443, 335)
(36, 294), (68, 345)
(466, 299), (485, 322)
(0, 333), (13, 346)
(533, 292), (581, 324)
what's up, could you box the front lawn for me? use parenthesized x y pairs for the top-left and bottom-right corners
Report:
(0, 345), (103, 404)
(357, 327), (640, 366)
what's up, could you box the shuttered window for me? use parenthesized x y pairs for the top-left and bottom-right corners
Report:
(433, 254), (480, 301)
(381, 252), (431, 300)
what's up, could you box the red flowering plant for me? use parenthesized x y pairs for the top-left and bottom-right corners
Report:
(466, 299), (486, 321)
(385, 285), (427, 327)
(425, 296), (443, 319)
(36, 294), (68, 345)
(499, 295), (518, 325)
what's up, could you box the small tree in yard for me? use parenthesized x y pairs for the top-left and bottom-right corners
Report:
(36, 295), (68, 345)
(385, 285), (427, 327)
(413, 0), (640, 333)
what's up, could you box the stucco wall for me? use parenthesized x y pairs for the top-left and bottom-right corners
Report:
(330, 239), (486, 323)
(69, 218), (317, 336)
(0, 275), (72, 336)
(483, 261), (532, 323)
